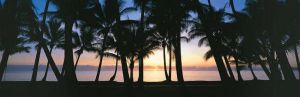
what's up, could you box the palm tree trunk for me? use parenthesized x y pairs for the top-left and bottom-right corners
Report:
(174, 33), (184, 83)
(40, 0), (62, 81)
(208, 0), (213, 11)
(267, 50), (282, 80)
(206, 34), (230, 81)
(223, 56), (235, 80)
(163, 45), (169, 81)
(276, 47), (296, 80)
(138, 55), (144, 84)
(294, 45), (300, 79)
(257, 58), (271, 79)
(121, 55), (130, 85)
(205, 1), (230, 81)
(229, 0), (237, 15)
(168, 45), (172, 81)
(63, 19), (77, 82)
(74, 54), (81, 71)
(234, 56), (243, 81)
(109, 53), (119, 81)
(129, 55), (134, 83)
(95, 32), (108, 81)
(0, 49), (10, 81)
(137, 0), (145, 85)
(31, 45), (42, 81)
(95, 54), (104, 81)
(42, 47), (53, 81)
(248, 63), (258, 80)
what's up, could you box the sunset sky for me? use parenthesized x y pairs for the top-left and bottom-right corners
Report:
(3, 0), (298, 68)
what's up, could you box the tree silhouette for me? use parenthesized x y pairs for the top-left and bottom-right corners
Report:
(42, 19), (64, 81)
(0, 0), (33, 81)
(189, 0), (230, 81)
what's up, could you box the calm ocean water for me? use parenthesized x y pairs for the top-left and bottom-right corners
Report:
(3, 70), (299, 81)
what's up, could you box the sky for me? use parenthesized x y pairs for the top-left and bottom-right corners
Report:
(6, 0), (299, 69)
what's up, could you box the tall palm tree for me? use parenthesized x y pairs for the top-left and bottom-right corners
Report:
(51, 0), (95, 82)
(38, 0), (63, 81)
(133, 0), (158, 84)
(189, 1), (230, 81)
(42, 19), (64, 81)
(149, 0), (191, 83)
(93, 0), (136, 83)
(0, 0), (34, 80)
(245, 0), (295, 80)
(93, 0), (129, 82)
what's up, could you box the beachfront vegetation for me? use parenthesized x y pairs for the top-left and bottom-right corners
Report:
(1, 0), (300, 85)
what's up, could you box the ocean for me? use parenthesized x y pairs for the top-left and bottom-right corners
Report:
(2, 65), (299, 81)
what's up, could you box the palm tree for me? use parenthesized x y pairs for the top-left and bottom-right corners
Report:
(245, 0), (295, 80)
(136, 26), (161, 84)
(93, 0), (136, 83)
(73, 25), (97, 70)
(109, 52), (120, 81)
(149, 0), (191, 83)
(93, 0), (122, 82)
(38, 0), (63, 81)
(42, 19), (64, 81)
(0, 0), (34, 80)
(284, 0), (300, 79)
(51, 0), (95, 82)
(189, 1), (231, 81)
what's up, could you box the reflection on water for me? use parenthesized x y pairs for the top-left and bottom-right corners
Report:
(3, 70), (299, 81)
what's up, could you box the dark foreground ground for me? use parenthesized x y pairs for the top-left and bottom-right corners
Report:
(0, 81), (299, 97)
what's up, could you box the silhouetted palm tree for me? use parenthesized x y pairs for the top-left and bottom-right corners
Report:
(0, 0), (34, 81)
(36, 0), (63, 81)
(109, 52), (120, 81)
(42, 19), (64, 81)
(245, 0), (296, 80)
(189, 1), (230, 81)
(73, 25), (97, 70)
(92, 0), (136, 82)
(51, 0), (95, 82)
(149, 0), (192, 84)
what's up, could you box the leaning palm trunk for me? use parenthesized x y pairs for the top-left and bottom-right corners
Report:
(40, 0), (62, 81)
(276, 47), (296, 80)
(257, 57), (271, 79)
(109, 53), (119, 81)
(42, 47), (53, 81)
(31, 45), (42, 81)
(294, 45), (300, 79)
(206, 33), (230, 81)
(267, 53), (282, 80)
(223, 56), (235, 80)
(234, 56), (243, 81)
(95, 53), (104, 81)
(248, 63), (258, 80)
(205, 1), (231, 81)
(0, 49), (10, 81)
(163, 45), (169, 81)
(95, 32), (108, 81)
(74, 54), (81, 71)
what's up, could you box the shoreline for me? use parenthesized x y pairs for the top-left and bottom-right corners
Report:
(0, 81), (299, 97)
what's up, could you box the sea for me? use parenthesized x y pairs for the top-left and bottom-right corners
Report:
(2, 65), (299, 81)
